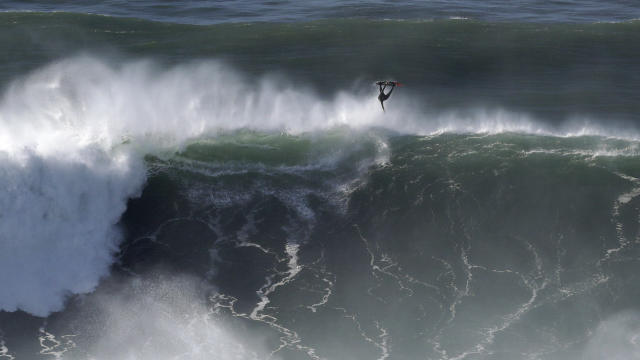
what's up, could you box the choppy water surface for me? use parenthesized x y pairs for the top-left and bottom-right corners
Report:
(2, 0), (640, 23)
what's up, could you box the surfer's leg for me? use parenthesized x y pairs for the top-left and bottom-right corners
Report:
(386, 85), (394, 96)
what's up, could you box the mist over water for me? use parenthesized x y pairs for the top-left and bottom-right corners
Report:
(66, 273), (272, 360)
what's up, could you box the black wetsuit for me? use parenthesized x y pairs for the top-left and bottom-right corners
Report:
(378, 83), (395, 111)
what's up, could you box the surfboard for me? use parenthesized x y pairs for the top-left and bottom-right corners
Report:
(376, 81), (403, 87)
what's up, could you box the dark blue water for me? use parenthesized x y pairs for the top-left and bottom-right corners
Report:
(2, 0), (640, 24)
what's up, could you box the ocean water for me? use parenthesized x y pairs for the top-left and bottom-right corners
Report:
(1, 2), (640, 360)
(2, 0), (640, 23)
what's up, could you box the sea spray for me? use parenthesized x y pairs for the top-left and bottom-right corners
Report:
(37, 273), (273, 360)
(583, 311), (640, 360)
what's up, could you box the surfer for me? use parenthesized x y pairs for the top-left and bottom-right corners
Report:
(378, 82), (396, 111)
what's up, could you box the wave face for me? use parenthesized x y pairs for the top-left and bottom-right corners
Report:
(1, 7), (640, 360)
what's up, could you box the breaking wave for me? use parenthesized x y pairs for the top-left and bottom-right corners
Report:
(1, 55), (638, 317)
